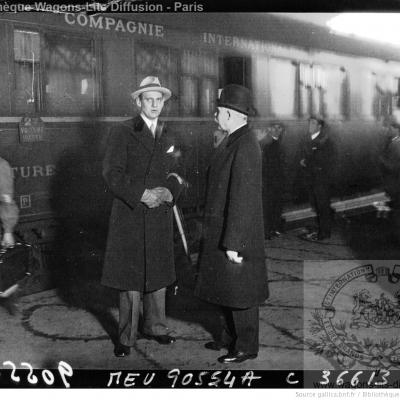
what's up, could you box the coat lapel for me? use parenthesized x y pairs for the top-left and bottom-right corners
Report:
(129, 115), (155, 154)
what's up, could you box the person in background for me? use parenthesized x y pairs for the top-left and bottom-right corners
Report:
(299, 116), (335, 241)
(379, 117), (400, 242)
(0, 156), (19, 314)
(101, 76), (185, 358)
(195, 84), (268, 364)
(260, 123), (285, 239)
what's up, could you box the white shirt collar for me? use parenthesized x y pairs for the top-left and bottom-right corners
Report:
(311, 131), (321, 140)
(140, 113), (158, 133)
(228, 122), (248, 135)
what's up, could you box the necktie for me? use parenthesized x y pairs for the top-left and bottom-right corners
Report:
(150, 122), (156, 137)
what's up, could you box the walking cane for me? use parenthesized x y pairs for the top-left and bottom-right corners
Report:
(173, 204), (189, 257)
(167, 173), (191, 295)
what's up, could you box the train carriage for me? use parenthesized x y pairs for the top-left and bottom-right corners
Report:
(1, 12), (400, 290)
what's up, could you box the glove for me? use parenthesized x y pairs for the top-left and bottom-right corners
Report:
(141, 189), (162, 208)
(152, 187), (173, 203)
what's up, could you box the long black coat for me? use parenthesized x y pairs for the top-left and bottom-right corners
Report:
(101, 116), (182, 292)
(262, 138), (284, 232)
(195, 125), (268, 309)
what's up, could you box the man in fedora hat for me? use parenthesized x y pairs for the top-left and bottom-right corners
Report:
(101, 76), (185, 357)
(195, 84), (268, 363)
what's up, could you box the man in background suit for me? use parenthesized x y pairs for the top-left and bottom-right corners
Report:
(380, 118), (400, 242)
(0, 156), (19, 314)
(261, 123), (285, 239)
(102, 76), (184, 357)
(300, 116), (335, 241)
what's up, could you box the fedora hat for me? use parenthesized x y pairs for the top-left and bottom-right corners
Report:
(217, 84), (254, 116)
(131, 76), (171, 101)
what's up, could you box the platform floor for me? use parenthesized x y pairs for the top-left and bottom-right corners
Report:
(1, 212), (399, 371)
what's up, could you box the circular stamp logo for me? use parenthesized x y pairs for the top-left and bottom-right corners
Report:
(308, 263), (400, 369)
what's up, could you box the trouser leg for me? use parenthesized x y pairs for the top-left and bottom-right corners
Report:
(218, 306), (236, 349)
(142, 287), (170, 335)
(231, 306), (259, 354)
(314, 183), (332, 237)
(271, 189), (283, 231)
(306, 181), (318, 232)
(119, 290), (141, 346)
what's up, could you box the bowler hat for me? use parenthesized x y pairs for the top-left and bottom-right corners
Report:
(217, 84), (254, 116)
(132, 76), (171, 101)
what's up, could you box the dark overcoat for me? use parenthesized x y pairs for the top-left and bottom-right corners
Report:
(299, 129), (335, 183)
(101, 115), (182, 292)
(262, 138), (285, 232)
(195, 125), (268, 309)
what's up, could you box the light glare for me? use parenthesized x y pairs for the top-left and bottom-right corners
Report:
(327, 13), (400, 46)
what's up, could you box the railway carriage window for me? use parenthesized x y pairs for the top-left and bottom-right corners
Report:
(200, 78), (217, 116)
(14, 30), (41, 114)
(374, 74), (398, 118)
(360, 72), (373, 117)
(299, 63), (326, 117)
(269, 58), (296, 117)
(311, 65), (326, 116)
(180, 50), (199, 116)
(299, 63), (312, 116)
(325, 67), (347, 118)
(222, 57), (251, 88)
(135, 43), (179, 116)
(180, 50), (218, 117)
(199, 53), (218, 116)
(181, 75), (198, 115)
(43, 34), (96, 115)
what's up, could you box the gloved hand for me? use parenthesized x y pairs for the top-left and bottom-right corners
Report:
(141, 189), (162, 208)
(152, 187), (173, 203)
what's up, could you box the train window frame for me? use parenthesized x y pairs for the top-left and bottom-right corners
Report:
(268, 56), (297, 118)
(10, 24), (100, 117)
(323, 65), (349, 120)
(11, 27), (43, 115)
(181, 49), (219, 118)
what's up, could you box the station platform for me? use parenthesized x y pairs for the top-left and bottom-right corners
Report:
(0, 208), (399, 373)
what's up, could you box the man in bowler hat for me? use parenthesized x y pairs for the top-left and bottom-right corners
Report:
(101, 76), (185, 357)
(195, 84), (268, 363)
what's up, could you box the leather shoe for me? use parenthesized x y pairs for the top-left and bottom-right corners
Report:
(142, 333), (176, 345)
(114, 343), (131, 358)
(218, 351), (257, 364)
(204, 341), (228, 351)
